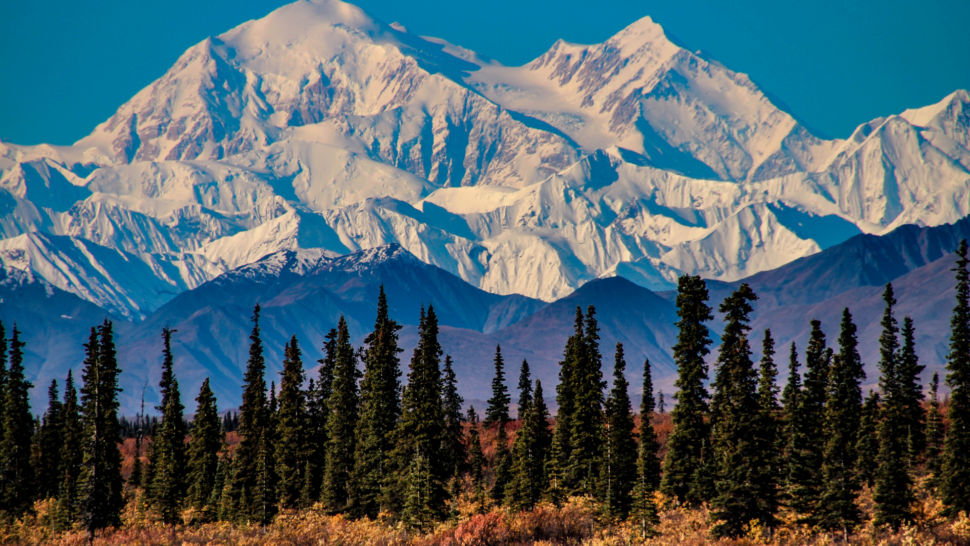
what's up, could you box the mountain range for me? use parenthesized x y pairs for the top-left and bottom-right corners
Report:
(0, 0), (968, 412)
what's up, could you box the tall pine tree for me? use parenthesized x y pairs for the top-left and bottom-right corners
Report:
(789, 319), (830, 522)
(388, 306), (448, 519)
(349, 287), (403, 518)
(925, 373), (944, 486)
(753, 329), (781, 530)
(817, 309), (866, 535)
(78, 322), (125, 534)
(567, 306), (605, 496)
(233, 304), (270, 522)
(186, 378), (222, 519)
(484, 345), (511, 427)
(898, 317), (925, 465)
(0, 325), (34, 517)
(441, 355), (466, 479)
(550, 307), (585, 497)
(599, 343), (637, 521)
(323, 316), (360, 514)
(661, 275), (713, 506)
(276, 335), (307, 509)
(302, 328), (337, 506)
(507, 380), (551, 510)
(631, 359), (661, 538)
(150, 327), (187, 524)
(709, 284), (772, 537)
(36, 380), (64, 500)
(56, 370), (82, 529)
(517, 360), (532, 417)
(942, 239), (970, 515)
(856, 390), (881, 489)
(873, 284), (915, 529)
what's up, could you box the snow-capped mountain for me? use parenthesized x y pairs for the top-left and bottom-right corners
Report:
(1, 0), (969, 315)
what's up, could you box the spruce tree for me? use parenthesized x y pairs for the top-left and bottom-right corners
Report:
(942, 240), (970, 516)
(507, 380), (551, 510)
(402, 454), (435, 531)
(0, 323), (6, 452)
(484, 345), (511, 427)
(631, 359), (661, 538)
(782, 342), (812, 515)
(56, 370), (82, 529)
(467, 406), (486, 512)
(0, 325), (34, 517)
(275, 336), (307, 509)
(898, 317), (925, 464)
(302, 328), (337, 506)
(873, 284), (915, 529)
(856, 391), (880, 488)
(551, 307), (585, 496)
(599, 344), (637, 521)
(36, 380), (64, 500)
(349, 287), (403, 518)
(151, 327), (187, 524)
(661, 275), (714, 505)
(441, 355), (466, 479)
(788, 319), (829, 521)
(233, 304), (269, 522)
(567, 306), (606, 496)
(186, 378), (221, 519)
(817, 309), (866, 535)
(323, 316), (360, 514)
(490, 423), (512, 504)
(710, 284), (771, 537)
(517, 359), (532, 417)
(388, 306), (448, 518)
(755, 329), (780, 529)
(925, 373), (944, 486)
(79, 321), (125, 534)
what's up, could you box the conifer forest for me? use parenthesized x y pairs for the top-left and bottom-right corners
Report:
(3, 242), (970, 546)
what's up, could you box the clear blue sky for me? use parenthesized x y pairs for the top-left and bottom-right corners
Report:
(1, 0), (968, 145)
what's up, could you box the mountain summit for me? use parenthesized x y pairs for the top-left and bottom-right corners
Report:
(0, 0), (968, 315)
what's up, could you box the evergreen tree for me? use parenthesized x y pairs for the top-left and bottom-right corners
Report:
(631, 359), (661, 538)
(490, 423), (512, 504)
(323, 316), (360, 513)
(467, 406), (486, 512)
(873, 284), (915, 529)
(56, 370), (82, 529)
(233, 304), (270, 522)
(782, 342), (810, 515)
(151, 327), (187, 524)
(0, 325), (34, 517)
(898, 317), (925, 464)
(925, 372), (944, 486)
(441, 355), (466, 479)
(36, 380), (64, 500)
(856, 391), (881, 488)
(658, 391), (665, 414)
(817, 309), (866, 535)
(550, 308), (585, 495)
(942, 240), (970, 515)
(661, 275), (714, 505)
(484, 345), (511, 427)
(599, 344), (637, 521)
(78, 321), (125, 534)
(387, 306), (448, 518)
(349, 287), (403, 518)
(186, 378), (221, 519)
(402, 454), (435, 531)
(517, 359), (532, 417)
(567, 306), (606, 496)
(755, 329), (781, 529)
(302, 328), (337, 506)
(0, 323), (6, 452)
(789, 320), (830, 521)
(709, 284), (772, 537)
(507, 380), (551, 510)
(275, 335), (307, 509)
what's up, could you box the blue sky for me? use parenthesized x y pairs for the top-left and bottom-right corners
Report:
(1, 0), (968, 145)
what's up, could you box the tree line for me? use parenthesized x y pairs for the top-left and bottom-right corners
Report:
(2, 242), (970, 538)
